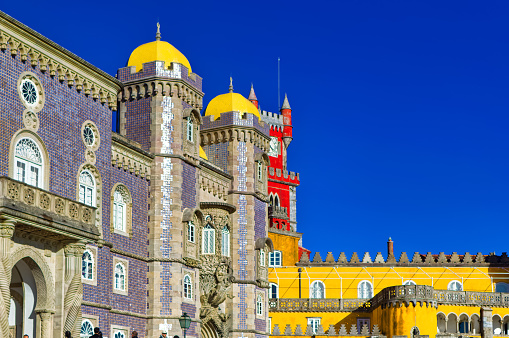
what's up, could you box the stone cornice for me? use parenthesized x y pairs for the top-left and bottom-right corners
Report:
(268, 178), (299, 187)
(268, 228), (303, 238)
(200, 202), (236, 214)
(112, 134), (153, 180)
(0, 10), (121, 110)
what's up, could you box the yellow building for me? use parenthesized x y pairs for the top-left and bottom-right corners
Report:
(267, 233), (509, 338)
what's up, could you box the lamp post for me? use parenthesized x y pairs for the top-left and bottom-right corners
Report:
(179, 312), (191, 338)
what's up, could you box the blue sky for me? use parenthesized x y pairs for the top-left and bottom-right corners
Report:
(4, 1), (509, 258)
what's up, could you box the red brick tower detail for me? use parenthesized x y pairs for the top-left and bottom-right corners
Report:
(281, 93), (292, 149)
(248, 83), (258, 109)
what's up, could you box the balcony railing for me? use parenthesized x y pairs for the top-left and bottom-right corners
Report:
(269, 285), (509, 312)
(0, 176), (99, 238)
(269, 206), (288, 220)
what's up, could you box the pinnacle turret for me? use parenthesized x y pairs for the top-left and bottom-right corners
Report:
(281, 93), (291, 110)
(248, 83), (259, 109)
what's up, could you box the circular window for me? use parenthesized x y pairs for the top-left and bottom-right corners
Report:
(83, 126), (95, 146)
(20, 78), (38, 105)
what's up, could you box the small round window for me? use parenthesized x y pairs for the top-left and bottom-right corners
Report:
(20, 78), (38, 105)
(83, 126), (95, 146)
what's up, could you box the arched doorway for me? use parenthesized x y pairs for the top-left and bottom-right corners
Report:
(201, 320), (220, 338)
(9, 259), (38, 338)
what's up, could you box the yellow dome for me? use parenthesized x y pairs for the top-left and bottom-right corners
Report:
(199, 146), (208, 160)
(127, 40), (192, 74)
(205, 92), (260, 121)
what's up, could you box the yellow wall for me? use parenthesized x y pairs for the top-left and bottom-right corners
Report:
(268, 232), (301, 267)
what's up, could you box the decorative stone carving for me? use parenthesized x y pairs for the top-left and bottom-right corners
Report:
(22, 109), (40, 131)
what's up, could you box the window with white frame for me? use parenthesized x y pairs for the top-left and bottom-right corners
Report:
(184, 274), (192, 299)
(269, 250), (282, 267)
(447, 280), (463, 291)
(14, 137), (43, 188)
(257, 161), (263, 180)
(358, 280), (373, 299)
(82, 250), (94, 280)
(113, 186), (128, 232)
(80, 319), (94, 338)
(79, 170), (95, 206)
(307, 318), (321, 334)
(403, 280), (416, 286)
(114, 263), (126, 291)
(260, 249), (266, 267)
(187, 117), (193, 142)
(202, 224), (215, 254)
(256, 294), (263, 315)
(221, 226), (230, 256)
(269, 283), (278, 299)
(188, 221), (195, 243)
(310, 280), (325, 299)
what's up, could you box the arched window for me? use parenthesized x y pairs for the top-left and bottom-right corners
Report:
(358, 280), (373, 299)
(79, 170), (95, 206)
(269, 250), (282, 267)
(274, 194), (280, 207)
(188, 221), (195, 243)
(82, 250), (93, 280)
(113, 186), (128, 232)
(269, 195), (274, 206)
(496, 282), (509, 293)
(187, 117), (193, 142)
(269, 283), (278, 299)
(114, 263), (126, 291)
(310, 281), (325, 299)
(256, 295), (263, 315)
(14, 137), (43, 188)
(202, 224), (215, 254)
(80, 319), (94, 338)
(221, 226), (230, 256)
(184, 275), (192, 299)
(448, 280), (463, 291)
(260, 249), (266, 267)
(403, 280), (416, 286)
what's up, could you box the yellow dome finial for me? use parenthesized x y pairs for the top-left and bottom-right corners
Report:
(229, 77), (233, 93)
(156, 22), (161, 41)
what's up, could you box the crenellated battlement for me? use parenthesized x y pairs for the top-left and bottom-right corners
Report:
(260, 109), (285, 127)
(270, 323), (384, 337)
(297, 250), (509, 266)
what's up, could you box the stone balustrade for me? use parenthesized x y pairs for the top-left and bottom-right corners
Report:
(269, 285), (509, 313)
(269, 206), (288, 220)
(0, 176), (99, 238)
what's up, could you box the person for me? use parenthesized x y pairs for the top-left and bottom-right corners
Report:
(131, 331), (138, 338)
(23, 335), (29, 338)
(65, 331), (72, 338)
(90, 327), (103, 338)
(159, 330), (167, 338)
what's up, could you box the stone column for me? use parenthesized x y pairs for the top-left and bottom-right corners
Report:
(38, 310), (53, 338)
(481, 307), (493, 338)
(63, 242), (86, 337)
(0, 219), (15, 338)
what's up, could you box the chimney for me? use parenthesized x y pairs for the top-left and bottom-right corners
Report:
(387, 237), (394, 257)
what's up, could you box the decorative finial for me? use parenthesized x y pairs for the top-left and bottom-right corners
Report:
(281, 93), (291, 110)
(156, 22), (161, 41)
(229, 77), (233, 93)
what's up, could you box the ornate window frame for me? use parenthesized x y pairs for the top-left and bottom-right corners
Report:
(254, 153), (269, 195)
(80, 120), (101, 151)
(82, 246), (97, 286)
(256, 293), (264, 317)
(78, 170), (96, 207)
(260, 249), (266, 267)
(221, 225), (230, 257)
(183, 274), (193, 300)
(76, 163), (103, 233)
(310, 280), (325, 299)
(202, 223), (216, 255)
(17, 72), (45, 112)
(113, 256), (129, 295)
(110, 184), (132, 237)
(9, 131), (50, 190)
(358, 280), (373, 299)
(188, 221), (195, 243)
(80, 319), (95, 338)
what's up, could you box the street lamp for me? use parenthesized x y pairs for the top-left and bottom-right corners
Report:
(179, 312), (191, 338)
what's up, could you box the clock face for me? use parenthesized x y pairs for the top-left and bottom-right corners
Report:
(268, 137), (279, 157)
